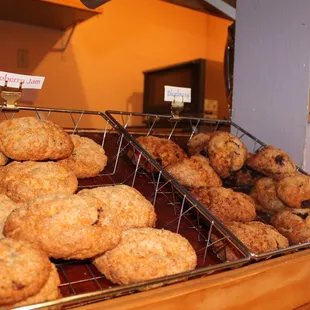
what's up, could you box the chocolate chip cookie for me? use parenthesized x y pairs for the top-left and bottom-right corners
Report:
(207, 132), (248, 179)
(247, 145), (296, 180)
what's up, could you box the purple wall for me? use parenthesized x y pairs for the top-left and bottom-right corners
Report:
(232, 0), (310, 167)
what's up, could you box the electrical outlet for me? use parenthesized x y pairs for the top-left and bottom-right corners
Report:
(17, 49), (29, 68)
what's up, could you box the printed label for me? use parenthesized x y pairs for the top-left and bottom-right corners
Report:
(0, 71), (45, 89)
(164, 85), (191, 103)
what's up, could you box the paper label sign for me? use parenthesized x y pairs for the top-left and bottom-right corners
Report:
(164, 86), (191, 103)
(0, 71), (45, 90)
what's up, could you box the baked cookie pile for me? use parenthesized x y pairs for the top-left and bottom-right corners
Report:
(134, 131), (310, 259)
(0, 117), (198, 307)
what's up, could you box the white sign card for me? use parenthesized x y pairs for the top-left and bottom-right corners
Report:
(0, 71), (45, 90)
(164, 85), (191, 103)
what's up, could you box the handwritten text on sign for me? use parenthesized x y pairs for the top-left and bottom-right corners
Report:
(0, 71), (45, 90)
(164, 86), (191, 103)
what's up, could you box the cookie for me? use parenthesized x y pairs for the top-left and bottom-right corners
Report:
(250, 177), (287, 213)
(246, 145), (296, 180)
(4, 263), (61, 310)
(0, 117), (73, 161)
(78, 185), (156, 230)
(187, 133), (212, 156)
(212, 221), (289, 261)
(58, 135), (108, 179)
(0, 194), (21, 238)
(130, 135), (187, 171)
(93, 228), (197, 286)
(272, 208), (310, 245)
(166, 155), (222, 189)
(0, 151), (9, 166)
(207, 132), (248, 179)
(4, 193), (121, 260)
(0, 161), (78, 203)
(275, 174), (310, 208)
(0, 238), (50, 306)
(191, 187), (256, 222)
(231, 165), (262, 187)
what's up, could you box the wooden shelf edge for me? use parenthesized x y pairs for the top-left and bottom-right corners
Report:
(78, 249), (310, 310)
(34, 0), (103, 13)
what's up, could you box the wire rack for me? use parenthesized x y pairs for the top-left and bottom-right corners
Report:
(105, 110), (310, 262)
(0, 105), (250, 310)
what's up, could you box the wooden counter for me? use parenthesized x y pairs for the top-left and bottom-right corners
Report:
(78, 249), (310, 310)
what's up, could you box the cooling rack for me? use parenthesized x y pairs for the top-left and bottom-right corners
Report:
(0, 105), (250, 310)
(105, 110), (310, 262)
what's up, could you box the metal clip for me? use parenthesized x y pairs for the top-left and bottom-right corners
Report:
(170, 97), (184, 119)
(0, 81), (22, 111)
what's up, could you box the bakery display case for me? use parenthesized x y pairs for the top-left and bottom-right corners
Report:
(0, 104), (253, 310)
(106, 110), (310, 262)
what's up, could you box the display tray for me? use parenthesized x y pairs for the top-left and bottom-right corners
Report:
(105, 110), (310, 262)
(0, 106), (249, 310)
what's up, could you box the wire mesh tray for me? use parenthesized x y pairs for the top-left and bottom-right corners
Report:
(105, 110), (310, 262)
(0, 105), (250, 310)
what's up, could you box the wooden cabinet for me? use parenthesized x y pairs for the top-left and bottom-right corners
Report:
(0, 0), (102, 30)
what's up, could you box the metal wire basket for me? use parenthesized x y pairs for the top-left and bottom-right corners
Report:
(105, 110), (310, 262)
(0, 105), (250, 310)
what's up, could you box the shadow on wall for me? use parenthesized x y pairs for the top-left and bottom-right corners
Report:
(0, 20), (90, 128)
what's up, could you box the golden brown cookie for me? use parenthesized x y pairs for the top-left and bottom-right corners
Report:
(0, 117), (73, 161)
(191, 187), (256, 222)
(58, 135), (108, 179)
(187, 133), (212, 156)
(0, 238), (50, 306)
(130, 135), (187, 171)
(207, 132), (248, 179)
(93, 228), (197, 286)
(0, 161), (78, 203)
(4, 194), (121, 260)
(275, 174), (310, 208)
(0, 151), (9, 166)
(250, 177), (287, 213)
(246, 145), (296, 180)
(4, 263), (61, 310)
(78, 185), (156, 230)
(166, 155), (222, 189)
(213, 221), (289, 261)
(0, 194), (21, 238)
(272, 208), (310, 244)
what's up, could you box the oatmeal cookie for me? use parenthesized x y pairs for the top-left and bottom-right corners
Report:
(166, 155), (222, 189)
(58, 135), (108, 179)
(187, 133), (212, 156)
(250, 177), (287, 213)
(0, 238), (50, 306)
(272, 208), (310, 245)
(0, 117), (73, 161)
(275, 174), (310, 208)
(0, 194), (21, 238)
(4, 263), (61, 310)
(246, 145), (296, 180)
(4, 194), (121, 260)
(207, 132), (248, 179)
(191, 187), (256, 222)
(78, 185), (156, 230)
(0, 161), (78, 203)
(212, 221), (289, 261)
(231, 165), (262, 187)
(130, 135), (187, 171)
(93, 228), (197, 286)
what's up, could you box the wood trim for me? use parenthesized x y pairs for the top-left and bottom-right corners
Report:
(78, 249), (310, 310)
(35, 0), (103, 13)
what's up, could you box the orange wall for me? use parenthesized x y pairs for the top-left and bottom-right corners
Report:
(0, 0), (231, 128)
